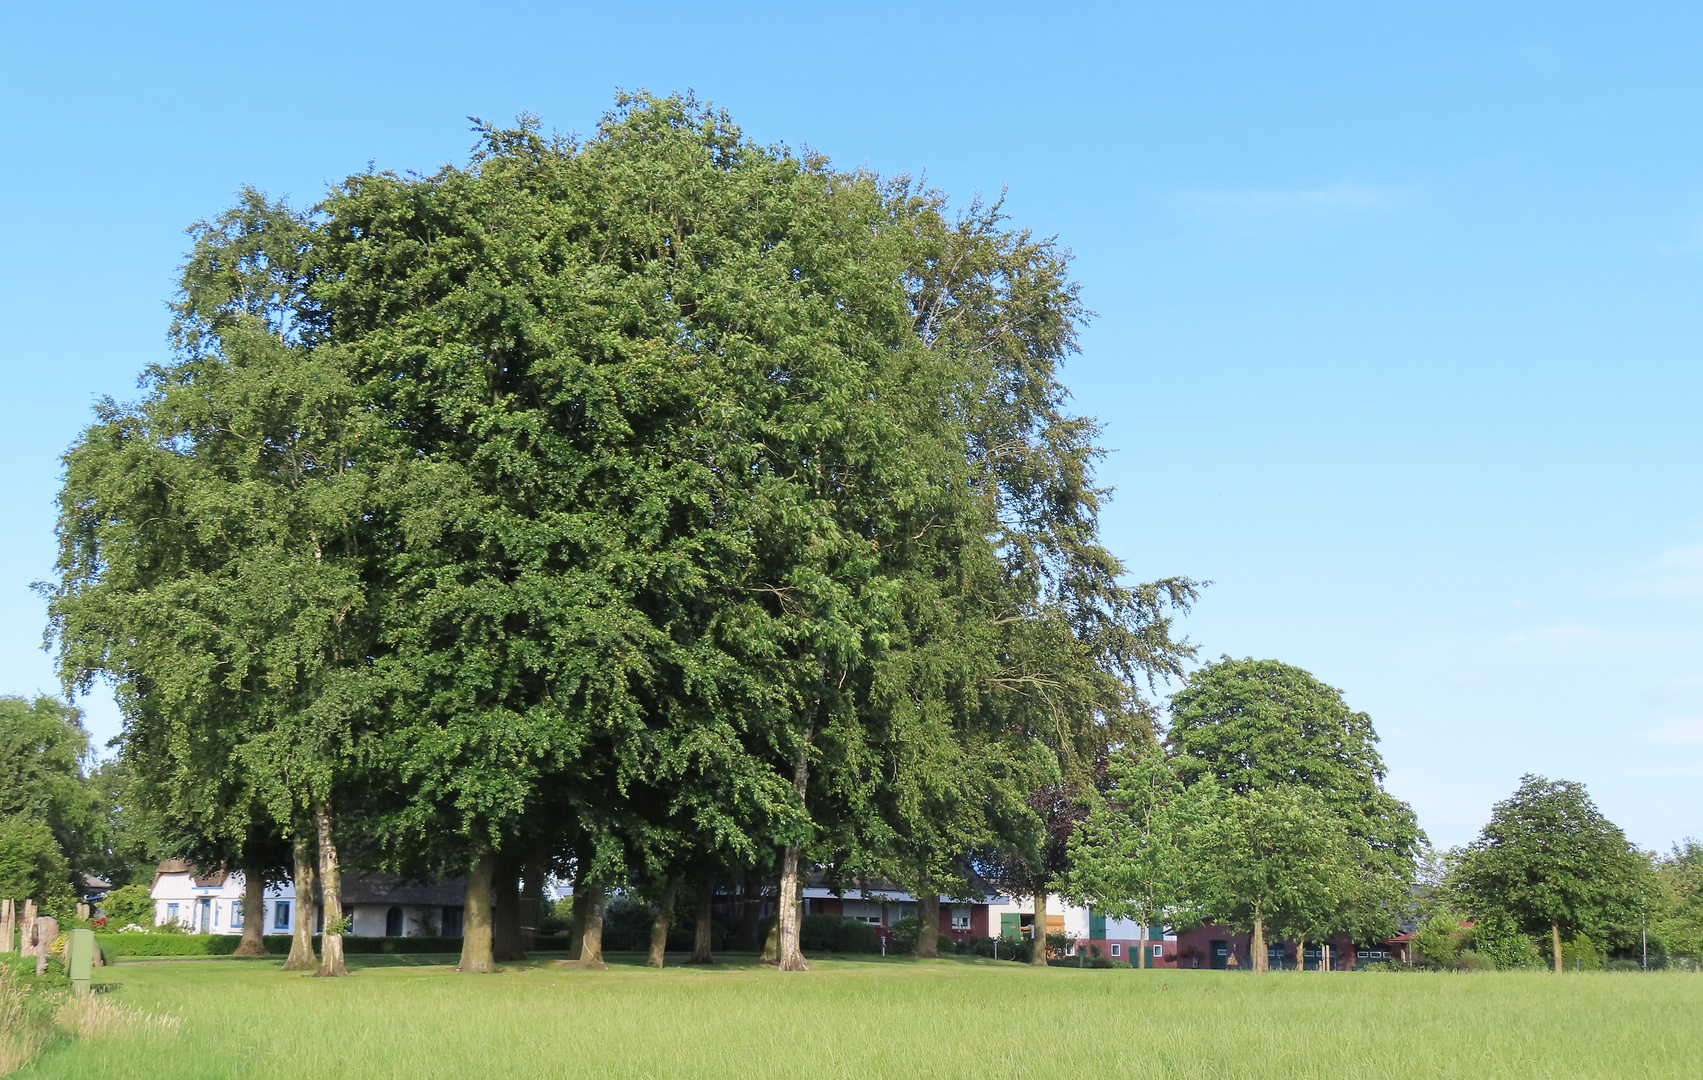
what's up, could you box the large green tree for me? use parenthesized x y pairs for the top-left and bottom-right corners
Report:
(50, 189), (376, 976)
(1453, 774), (1647, 973)
(0, 696), (101, 887)
(1167, 656), (1419, 941)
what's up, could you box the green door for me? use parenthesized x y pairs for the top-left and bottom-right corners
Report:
(1088, 910), (1107, 940)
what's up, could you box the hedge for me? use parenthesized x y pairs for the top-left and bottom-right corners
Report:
(97, 932), (578, 959)
(799, 915), (880, 954)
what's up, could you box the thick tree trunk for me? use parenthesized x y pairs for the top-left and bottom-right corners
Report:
(283, 832), (317, 971)
(457, 848), (497, 973)
(1030, 890), (1049, 966)
(914, 889), (940, 958)
(1553, 923), (1563, 974)
(519, 855), (544, 952)
(776, 848), (807, 971)
(775, 746), (810, 973)
(314, 801), (348, 977)
(577, 884), (606, 966)
(492, 854), (525, 962)
(234, 857), (266, 956)
(1297, 937), (1306, 972)
(567, 887), (588, 959)
(647, 873), (679, 968)
(690, 883), (714, 964)
(1251, 913), (1266, 974)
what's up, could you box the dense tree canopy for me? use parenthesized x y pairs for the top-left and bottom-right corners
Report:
(1453, 774), (1647, 973)
(43, 93), (1200, 974)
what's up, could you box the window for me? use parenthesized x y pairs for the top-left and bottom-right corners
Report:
(214, 903), (221, 927)
(1152, 945), (1163, 959)
(232, 900), (243, 928)
(951, 906), (971, 930)
(274, 901), (291, 930)
(1110, 944), (1121, 957)
(166, 903), (178, 923)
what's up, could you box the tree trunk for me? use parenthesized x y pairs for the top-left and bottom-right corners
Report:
(567, 887), (588, 959)
(519, 856), (544, 952)
(577, 884), (606, 966)
(690, 883), (714, 964)
(234, 857), (267, 956)
(647, 873), (679, 968)
(1553, 923), (1563, 974)
(775, 746), (810, 973)
(1251, 913), (1266, 974)
(492, 854), (525, 962)
(458, 848), (497, 973)
(1297, 937), (1306, 972)
(283, 831), (317, 971)
(314, 800), (348, 977)
(1139, 922), (1148, 970)
(1030, 890), (1050, 966)
(914, 889), (940, 959)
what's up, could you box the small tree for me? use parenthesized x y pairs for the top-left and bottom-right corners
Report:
(1651, 840), (1702, 965)
(1062, 743), (1188, 968)
(1187, 785), (1358, 973)
(1453, 774), (1646, 974)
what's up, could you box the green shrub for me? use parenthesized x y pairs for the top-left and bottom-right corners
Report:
(1455, 950), (1491, 972)
(799, 915), (879, 954)
(888, 915), (920, 955)
(1561, 934), (1603, 972)
(1603, 959), (1642, 972)
(98, 884), (156, 931)
(96, 932), (243, 957)
(937, 933), (955, 954)
(1089, 956), (1117, 969)
(1468, 911), (1542, 970)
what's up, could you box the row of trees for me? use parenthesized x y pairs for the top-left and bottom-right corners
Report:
(44, 93), (1199, 975)
(1059, 658), (1423, 971)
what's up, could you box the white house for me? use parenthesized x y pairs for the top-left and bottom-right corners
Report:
(148, 860), (467, 938)
(148, 860), (296, 937)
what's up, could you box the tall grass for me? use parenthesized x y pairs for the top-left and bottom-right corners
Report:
(17, 953), (1703, 1079)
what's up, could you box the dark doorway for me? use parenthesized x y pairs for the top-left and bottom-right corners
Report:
(442, 905), (464, 937)
(385, 905), (403, 937)
(1210, 940), (1229, 969)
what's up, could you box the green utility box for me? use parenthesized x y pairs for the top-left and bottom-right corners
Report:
(68, 928), (95, 994)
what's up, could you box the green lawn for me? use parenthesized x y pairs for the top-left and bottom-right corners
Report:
(16, 953), (1702, 1079)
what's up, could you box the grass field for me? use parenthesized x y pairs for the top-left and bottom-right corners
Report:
(15, 952), (1702, 1079)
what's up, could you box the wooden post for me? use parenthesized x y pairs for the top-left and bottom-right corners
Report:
(1, 899), (13, 953)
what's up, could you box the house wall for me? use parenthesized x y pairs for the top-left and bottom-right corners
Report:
(149, 871), (296, 936)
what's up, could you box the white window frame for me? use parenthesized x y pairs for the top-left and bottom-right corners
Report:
(1110, 944), (1121, 957)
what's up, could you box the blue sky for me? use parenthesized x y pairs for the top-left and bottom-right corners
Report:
(4, 2), (1700, 850)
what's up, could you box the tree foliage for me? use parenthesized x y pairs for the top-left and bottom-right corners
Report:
(1453, 774), (1646, 956)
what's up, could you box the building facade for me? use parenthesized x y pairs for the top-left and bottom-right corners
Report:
(148, 861), (467, 938)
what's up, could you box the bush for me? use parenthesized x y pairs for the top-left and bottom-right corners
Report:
(937, 933), (956, 955)
(1089, 956), (1117, 969)
(98, 884), (155, 931)
(1454, 950), (1491, 972)
(799, 915), (879, 954)
(1603, 958), (1642, 972)
(1561, 933), (1603, 972)
(887, 915), (920, 955)
(1468, 911), (1542, 970)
